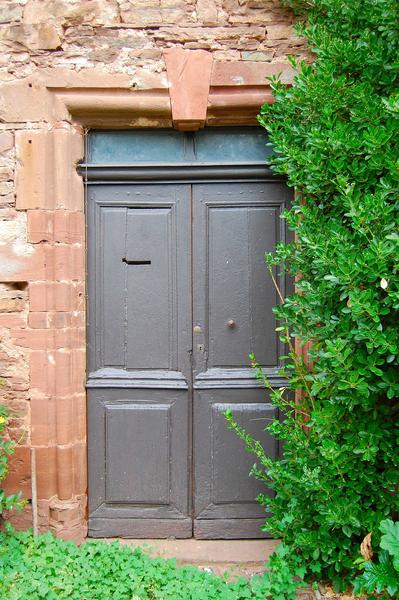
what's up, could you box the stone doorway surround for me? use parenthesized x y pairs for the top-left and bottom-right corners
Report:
(1, 48), (294, 543)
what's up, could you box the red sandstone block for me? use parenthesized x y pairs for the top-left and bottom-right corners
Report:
(211, 60), (295, 86)
(27, 210), (51, 243)
(56, 395), (74, 446)
(38, 498), (50, 522)
(44, 244), (85, 281)
(31, 394), (57, 446)
(55, 211), (84, 243)
(56, 445), (73, 500)
(29, 281), (84, 312)
(49, 311), (71, 328)
(72, 443), (87, 496)
(50, 504), (81, 523)
(29, 311), (85, 329)
(30, 348), (86, 397)
(13, 327), (85, 350)
(29, 350), (55, 396)
(66, 311), (85, 328)
(28, 312), (48, 328)
(30, 392), (85, 451)
(0, 313), (27, 328)
(164, 48), (213, 128)
(73, 393), (87, 444)
(8, 426), (28, 443)
(75, 282), (85, 311)
(27, 210), (84, 244)
(35, 446), (58, 499)
(3, 504), (33, 531)
(3, 445), (31, 498)
(5, 398), (30, 414)
(15, 128), (84, 211)
(52, 521), (87, 543)
(49, 312), (70, 328)
(0, 242), (46, 282)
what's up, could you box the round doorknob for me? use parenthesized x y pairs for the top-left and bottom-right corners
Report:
(227, 319), (236, 329)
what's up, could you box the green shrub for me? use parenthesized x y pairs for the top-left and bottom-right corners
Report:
(228, 0), (399, 593)
(0, 526), (301, 600)
(0, 405), (23, 515)
(354, 519), (399, 598)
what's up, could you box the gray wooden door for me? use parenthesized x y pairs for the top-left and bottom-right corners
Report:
(192, 182), (290, 539)
(85, 129), (290, 539)
(87, 185), (193, 538)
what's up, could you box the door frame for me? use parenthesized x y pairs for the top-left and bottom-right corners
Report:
(82, 148), (289, 538)
(8, 54), (295, 540)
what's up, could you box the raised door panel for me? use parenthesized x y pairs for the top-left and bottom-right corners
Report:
(125, 208), (173, 370)
(207, 205), (279, 368)
(100, 206), (126, 368)
(88, 388), (191, 538)
(105, 403), (171, 504)
(194, 390), (277, 517)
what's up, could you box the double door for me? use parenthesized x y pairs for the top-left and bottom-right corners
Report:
(87, 179), (291, 538)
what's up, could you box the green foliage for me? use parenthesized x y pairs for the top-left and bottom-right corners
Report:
(228, 0), (399, 594)
(250, 544), (307, 600)
(0, 526), (303, 600)
(0, 405), (24, 514)
(354, 519), (399, 598)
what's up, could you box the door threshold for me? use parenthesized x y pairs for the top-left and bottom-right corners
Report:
(105, 537), (280, 566)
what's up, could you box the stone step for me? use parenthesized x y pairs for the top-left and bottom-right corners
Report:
(117, 537), (279, 566)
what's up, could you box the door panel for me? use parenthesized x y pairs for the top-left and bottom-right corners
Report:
(87, 185), (192, 538)
(194, 390), (277, 519)
(207, 204), (280, 367)
(101, 207), (126, 368)
(88, 388), (191, 538)
(105, 403), (171, 504)
(125, 208), (173, 369)
(192, 182), (291, 538)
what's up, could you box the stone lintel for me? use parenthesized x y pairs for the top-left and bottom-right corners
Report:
(56, 89), (172, 128)
(206, 60), (293, 125)
(207, 87), (275, 126)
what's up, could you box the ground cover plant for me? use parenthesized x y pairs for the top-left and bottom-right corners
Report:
(227, 0), (399, 596)
(354, 519), (399, 598)
(0, 404), (24, 514)
(0, 526), (301, 600)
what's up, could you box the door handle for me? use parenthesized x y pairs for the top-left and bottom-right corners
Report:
(122, 258), (151, 265)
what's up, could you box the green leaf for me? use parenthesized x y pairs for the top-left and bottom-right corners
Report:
(380, 520), (399, 558)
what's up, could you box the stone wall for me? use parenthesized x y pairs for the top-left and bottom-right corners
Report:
(0, 0), (306, 541)
(1, 0), (305, 79)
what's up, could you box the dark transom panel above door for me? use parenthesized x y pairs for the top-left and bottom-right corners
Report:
(83, 128), (292, 539)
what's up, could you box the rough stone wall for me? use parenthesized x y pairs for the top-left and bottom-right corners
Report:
(1, 0), (305, 80)
(0, 0), (306, 541)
